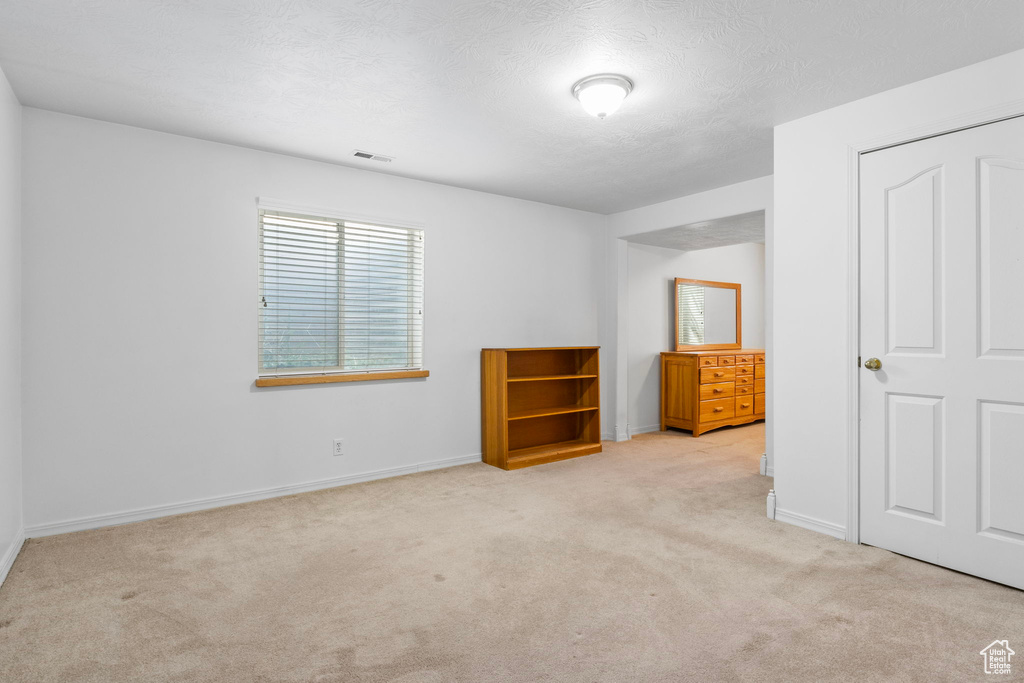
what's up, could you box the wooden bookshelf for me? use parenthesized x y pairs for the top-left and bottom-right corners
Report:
(481, 347), (601, 470)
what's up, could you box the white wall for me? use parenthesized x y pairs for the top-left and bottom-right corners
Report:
(627, 242), (765, 434)
(0, 67), (23, 580)
(21, 109), (607, 533)
(773, 48), (1024, 538)
(602, 176), (773, 454)
(608, 177), (773, 241)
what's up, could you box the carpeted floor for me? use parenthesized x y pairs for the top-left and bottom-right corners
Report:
(1, 423), (1022, 682)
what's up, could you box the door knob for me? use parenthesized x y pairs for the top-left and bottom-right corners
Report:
(864, 357), (882, 371)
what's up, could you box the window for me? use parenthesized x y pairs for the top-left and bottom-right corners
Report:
(257, 208), (424, 385)
(676, 284), (705, 345)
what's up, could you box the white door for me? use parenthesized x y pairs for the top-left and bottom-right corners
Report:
(859, 115), (1024, 590)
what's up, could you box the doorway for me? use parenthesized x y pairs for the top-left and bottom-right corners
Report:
(621, 213), (768, 471)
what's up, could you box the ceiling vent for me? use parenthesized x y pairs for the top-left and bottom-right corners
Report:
(352, 150), (394, 163)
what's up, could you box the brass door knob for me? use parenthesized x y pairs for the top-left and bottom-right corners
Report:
(864, 357), (882, 371)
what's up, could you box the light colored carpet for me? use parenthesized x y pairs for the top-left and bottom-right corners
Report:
(1, 423), (1022, 682)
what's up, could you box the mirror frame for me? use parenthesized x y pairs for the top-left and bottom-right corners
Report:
(674, 277), (742, 352)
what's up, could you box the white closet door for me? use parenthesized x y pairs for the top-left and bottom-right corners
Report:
(859, 115), (1024, 590)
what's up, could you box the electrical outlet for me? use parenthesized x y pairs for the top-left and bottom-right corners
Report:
(333, 438), (344, 456)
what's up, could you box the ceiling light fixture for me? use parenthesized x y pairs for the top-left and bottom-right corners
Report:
(571, 74), (634, 119)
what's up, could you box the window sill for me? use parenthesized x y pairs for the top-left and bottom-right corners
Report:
(255, 370), (429, 387)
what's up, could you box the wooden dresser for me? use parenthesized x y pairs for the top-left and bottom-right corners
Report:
(660, 349), (765, 436)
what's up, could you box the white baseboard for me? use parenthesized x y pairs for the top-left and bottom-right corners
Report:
(629, 424), (661, 438)
(765, 466), (774, 477)
(774, 508), (847, 540)
(601, 432), (615, 442)
(0, 528), (25, 588)
(414, 454), (480, 472)
(25, 453), (482, 539)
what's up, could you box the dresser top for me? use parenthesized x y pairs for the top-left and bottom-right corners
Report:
(661, 348), (764, 357)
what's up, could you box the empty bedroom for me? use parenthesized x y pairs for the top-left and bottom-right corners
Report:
(1, 2), (1023, 681)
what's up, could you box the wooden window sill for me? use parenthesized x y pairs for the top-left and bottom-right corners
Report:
(255, 370), (429, 387)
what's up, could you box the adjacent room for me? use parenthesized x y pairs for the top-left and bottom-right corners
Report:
(1, 2), (1023, 681)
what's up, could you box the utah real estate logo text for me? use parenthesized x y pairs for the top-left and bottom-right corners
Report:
(980, 640), (1014, 675)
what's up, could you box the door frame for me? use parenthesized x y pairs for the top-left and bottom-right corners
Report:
(845, 100), (1024, 544)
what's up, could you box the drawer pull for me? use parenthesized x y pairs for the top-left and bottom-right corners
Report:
(714, 407), (724, 412)
(715, 372), (724, 377)
(740, 403), (750, 409)
(714, 388), (723, 394)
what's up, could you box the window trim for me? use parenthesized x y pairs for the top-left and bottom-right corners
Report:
(254, 370), (429, 387)
(254, 197), (427, 386)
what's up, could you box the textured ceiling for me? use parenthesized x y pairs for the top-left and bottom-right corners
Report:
(1, 1), (1023, 214)
(626, 210), (764, 252)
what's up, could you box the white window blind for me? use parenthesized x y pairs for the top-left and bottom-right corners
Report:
(677, 284), (705, 346)
(258, 209), (424, 376)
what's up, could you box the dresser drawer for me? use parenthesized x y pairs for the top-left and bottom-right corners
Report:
(735, 354), (754, 364)
(717, 356), (736, 366)
(736, 384), (753, 396)
(736, 375), (753, 387)
(755, 354), (765, 364)
(700, 382), (734, 400)
(699, 397), (735, 422)
(700, 367), (735, 383)
(755, 393), (765, 415)
(735, 364), (755, 378)
(699, 356), (718, 367)
(735, 396), (754, 416)
(755, 364), (766, 378)
(754, 378), (765, 393)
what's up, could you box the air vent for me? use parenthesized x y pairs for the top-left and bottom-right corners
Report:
(352, 150), (394, 163)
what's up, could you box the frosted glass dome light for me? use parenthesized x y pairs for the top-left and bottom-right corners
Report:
(572, 74), (634, 119)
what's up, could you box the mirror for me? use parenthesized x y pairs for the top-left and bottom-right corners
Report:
(674, 278), (741, 351)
